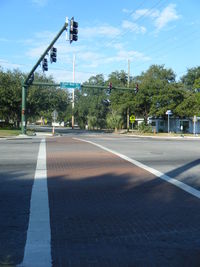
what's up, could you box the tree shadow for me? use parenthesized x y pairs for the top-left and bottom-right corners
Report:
(48, 168), (200, 267)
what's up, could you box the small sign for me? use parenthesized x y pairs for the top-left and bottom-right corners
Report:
(60, 82), (81, 89)
(130, 115), (135, 123)
(166, 110), (172, 115)
(51, 110), (58, 120)
(193, 115), (197, 122)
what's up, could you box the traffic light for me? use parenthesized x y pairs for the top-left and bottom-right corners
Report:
(109, 82), (112, 93)
(70, 17), (78, 43)
(50, 47), (57, 63)
(135, 83), (139, 93)
(42, 58), (48, 71)
(27, 73), (34, 85)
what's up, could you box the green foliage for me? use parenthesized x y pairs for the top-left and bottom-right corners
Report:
(74, 74), (108, 129)
(0, 68), (23, 126)
(106, 110), (123, 130)
(134, 65), (177, 122)
(2, 63), (200, 131)
(0, 67), (70, 125)
(138, 122), (152, 133)
(181, 67), (200, 89)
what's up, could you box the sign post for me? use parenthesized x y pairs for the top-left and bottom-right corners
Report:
(51, 109), (58, 135)
(166, 110), (172, 133)
(193, 115), (197, 135)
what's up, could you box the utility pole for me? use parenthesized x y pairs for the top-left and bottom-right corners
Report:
(127, 59), (130, 131)
(72, 54), (75, 129)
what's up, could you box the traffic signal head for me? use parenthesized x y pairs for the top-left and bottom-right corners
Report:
(50, 47), (57, 63)
(109, 82), (112, 93)
(27, 73), (34, 85)
(136, 83), (139, 93)
(42, 58), (48, 72)
(70, 17), (78, 43)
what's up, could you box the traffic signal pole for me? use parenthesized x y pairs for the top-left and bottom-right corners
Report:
(21, 20), (68, 134)
(21, 84), (27, 134)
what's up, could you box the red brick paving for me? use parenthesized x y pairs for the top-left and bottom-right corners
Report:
(47, 137), (200, 267)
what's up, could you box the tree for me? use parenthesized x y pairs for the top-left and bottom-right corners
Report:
(106, 110), (123, 132)
(27, 73), (70, 123)
(150, 84), (185, 117)
(74, 74), (108, 129)
(180, 66), (200, 90)
(0, 67), (22, 127)
(134, 65), (177, 122)
(175, 92), (200, 117)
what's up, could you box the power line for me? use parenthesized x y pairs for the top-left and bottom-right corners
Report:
(105, 0), (167, 48)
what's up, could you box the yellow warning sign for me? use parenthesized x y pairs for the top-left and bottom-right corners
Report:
(130, 115), (135, 123)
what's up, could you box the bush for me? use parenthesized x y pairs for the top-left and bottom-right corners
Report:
(138, 122), (152, 133)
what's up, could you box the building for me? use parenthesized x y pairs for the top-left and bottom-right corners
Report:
(148, 116), (200, 134)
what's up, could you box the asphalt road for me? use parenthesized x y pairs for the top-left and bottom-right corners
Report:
(1, 133), (200, 266)
(80, 135), (200, 190)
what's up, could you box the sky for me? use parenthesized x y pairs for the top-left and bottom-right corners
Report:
(1, 0), (200, 83)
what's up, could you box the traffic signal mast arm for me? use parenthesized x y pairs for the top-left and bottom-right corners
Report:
(81, 84), (137, 91)
(24, 21), (68, 86)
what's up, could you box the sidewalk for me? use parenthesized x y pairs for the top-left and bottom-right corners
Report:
(120, 131), (200, 140)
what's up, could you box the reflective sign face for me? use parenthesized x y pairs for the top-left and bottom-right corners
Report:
(130, 115), (135, 123)
(60, 82), (81, 89)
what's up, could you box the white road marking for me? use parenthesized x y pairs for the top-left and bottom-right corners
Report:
(19, 139), (51, 267)
(74, 137), (200, 199)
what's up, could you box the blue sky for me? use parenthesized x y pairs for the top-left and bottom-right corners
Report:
(1, 0), (200, 83)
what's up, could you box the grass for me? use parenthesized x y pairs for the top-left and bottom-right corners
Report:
(0, 129), (21, 137)
(0, 128), (34, 137)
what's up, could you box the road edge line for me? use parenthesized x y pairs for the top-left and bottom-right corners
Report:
(18, 138), (51, 267)
(74, 137), (200, 199)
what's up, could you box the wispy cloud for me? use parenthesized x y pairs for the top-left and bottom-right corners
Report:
(130, 4), (180, 31)
(80, 24), (121, 39)
(132, 8), (159, 20)
(0, 59), (24, 69)
(122, 20), (146, 34)
(122, 8), (133, 14)
(154, 4), (180, 31)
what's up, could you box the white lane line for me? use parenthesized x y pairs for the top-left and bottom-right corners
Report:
(74, 137), (200, 199)
(19, 138), (51, 267)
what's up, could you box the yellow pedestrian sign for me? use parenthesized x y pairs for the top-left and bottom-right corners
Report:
(130, 115), (135, 123)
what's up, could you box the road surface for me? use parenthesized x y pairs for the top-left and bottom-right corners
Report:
(1, 133), (200, 266)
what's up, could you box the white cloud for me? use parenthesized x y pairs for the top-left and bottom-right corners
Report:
(132, 8), (159, 20)
(80, 25), (121, 39)
(154, 4), (180, 31)
(122, 8), (133, 14)
(26, 45), (47, 58)
(0, 59), (23, 69)
(122, 20), (146, 34)
(131, 4), (180, 31)
(113, 49), (150, 63)
(48, 69), (92, 83)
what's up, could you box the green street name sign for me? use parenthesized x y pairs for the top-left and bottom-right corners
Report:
(60, 82), (81, 89)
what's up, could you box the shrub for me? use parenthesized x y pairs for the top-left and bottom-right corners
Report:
(138, 122), (152, 133)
